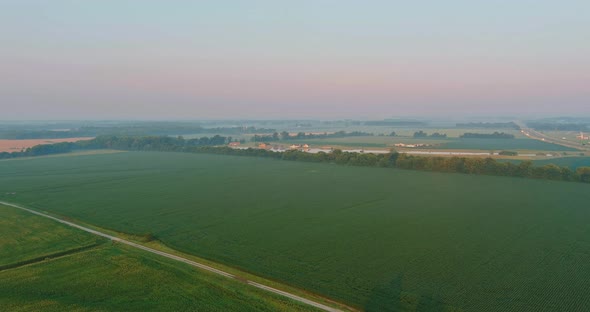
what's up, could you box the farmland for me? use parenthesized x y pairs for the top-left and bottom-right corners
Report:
(436, 137), (576, 151)
(0, 138), (94, 153)
(0, 204), (104, 268)
(283, 136), (576, 152)
(2, 152), (590, 311)
(0, 204), (320, 311)
(531, 156), (590, 169)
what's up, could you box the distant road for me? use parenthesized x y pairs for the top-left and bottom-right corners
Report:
(514, 121), (588, 151)
(0, 201), (347, 312)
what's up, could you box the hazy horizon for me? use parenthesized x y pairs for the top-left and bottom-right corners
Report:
(1, 1), (589, 120)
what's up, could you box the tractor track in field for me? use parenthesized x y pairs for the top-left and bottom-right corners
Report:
(0, 201), (348, 312)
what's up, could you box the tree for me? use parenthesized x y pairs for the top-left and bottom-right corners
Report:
(429, 132), (447, 138)
(576, 167), (590, 183)
(516, 160), (533, 177)
(413, 131), (427, 138)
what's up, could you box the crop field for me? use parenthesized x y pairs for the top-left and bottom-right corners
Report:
(532, 156), (590, 168)
(280, 127), (521, 139)
(0, 204), (319, 312)
(1, 152), (590, 311)
(0, 205), (104, 268)
(288, 136), (449, 148)
(435, 138), (576, 151)
(502, 156), (590, 170)
(287, 135), (575, 152)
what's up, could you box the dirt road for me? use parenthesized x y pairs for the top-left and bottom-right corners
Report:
(0, 201), (346, 312)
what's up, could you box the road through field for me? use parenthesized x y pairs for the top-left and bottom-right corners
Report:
(0, 201), (345, 312)
(514, 120), (588, 151)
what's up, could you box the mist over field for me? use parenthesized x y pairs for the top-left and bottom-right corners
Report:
(2, 2), (590, 312)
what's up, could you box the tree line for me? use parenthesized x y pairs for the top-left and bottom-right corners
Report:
(0, 124), (275, 140)
(251, 130), (373, 142)
(0, 135), (234, 158)
(2, 135), (589, 184)
(364, 120), (426, 126)
(413, 131), (447, 138)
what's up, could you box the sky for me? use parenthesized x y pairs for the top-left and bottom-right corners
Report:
(1, 1), (589, 120)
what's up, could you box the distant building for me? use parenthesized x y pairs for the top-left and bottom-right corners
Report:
(288, 144), (310, 151)
(394, 143), (431, 148)
(228, 142), (240, 147)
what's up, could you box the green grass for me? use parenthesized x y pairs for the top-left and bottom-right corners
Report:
(285, 136), (575, 152)
(500, 156), (590, 170)
(0, 245), (321, 312)
(0, 205), (104, 267)
(1, 152), (590, 311)
(532, 156), (590, 169)
(437, 138), (576, 151)
(0, 205), (320, 311)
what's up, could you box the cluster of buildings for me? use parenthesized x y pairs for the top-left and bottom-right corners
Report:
(288, 144), (310, 151)
(227, 141), (313, 152)
(393, 143), (432, 148)
(255, 143), (311, 151)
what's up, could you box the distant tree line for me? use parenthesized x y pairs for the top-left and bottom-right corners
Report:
(0, 135), (235, 158)
(413, 131), (447, 138)
(456, 122), (520, 130)
(364, 120), (427, 126)
(251, 131), (373, 142)
(460, 132), (515, 139)
(2, 135), (589, 184)
(527, 122), (588, 131)
(0, 125), (275, 140)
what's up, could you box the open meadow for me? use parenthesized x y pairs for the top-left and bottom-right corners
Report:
(1, 152), (590, 311)
(0, 204), (320, 312)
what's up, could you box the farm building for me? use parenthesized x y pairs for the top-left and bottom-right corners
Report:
(394, 143), (431, 148)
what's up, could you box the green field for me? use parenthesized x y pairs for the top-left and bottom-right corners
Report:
(500, 156), (590, 170)
(437, 138), (576, 151)
(532, 156), (590, 169)
(285, 136), (575, 152)
(0, 206), (103, 268)
(2, 152), (590, 311)
(0, 205), (319, 311)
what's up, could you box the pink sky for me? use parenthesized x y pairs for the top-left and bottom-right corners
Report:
(1, 1), (589, 119)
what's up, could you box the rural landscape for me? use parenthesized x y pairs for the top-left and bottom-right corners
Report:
(2, 1), (590, 311)
(2, 118), (590, 311)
